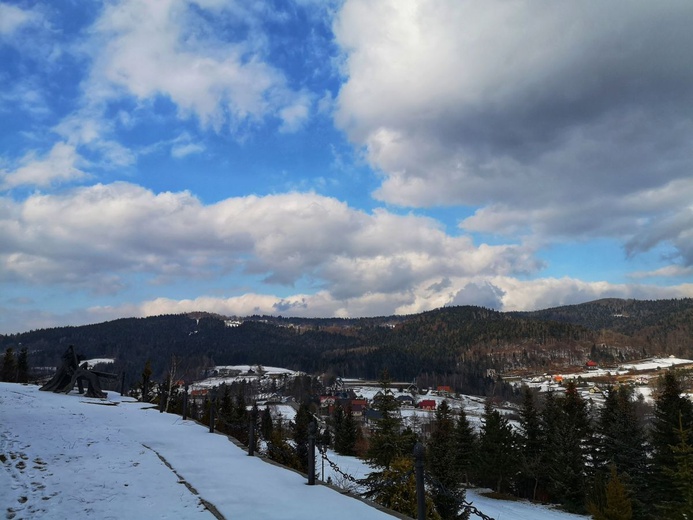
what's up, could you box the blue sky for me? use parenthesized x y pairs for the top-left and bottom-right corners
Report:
(2, 0), (693, 334)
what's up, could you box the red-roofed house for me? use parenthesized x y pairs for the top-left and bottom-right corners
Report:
(418, 399), (436, 411)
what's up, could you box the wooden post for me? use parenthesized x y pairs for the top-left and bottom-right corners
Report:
(120, 372), (126, 396)
(414, 442), (425, 520)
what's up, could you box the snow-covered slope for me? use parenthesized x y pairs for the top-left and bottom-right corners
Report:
(1, 383), (393, 519)
(1, 383), (588, 519)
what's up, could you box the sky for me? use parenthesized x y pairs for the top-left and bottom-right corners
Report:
(1, 382), (590, 519)
(2, 0), (693, 334)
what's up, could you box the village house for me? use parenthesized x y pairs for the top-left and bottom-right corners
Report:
(396, 395), (415, 408)
(417, 399), (436, 411)
(319, 395), (337, 415)
(349, 398), (368, 417)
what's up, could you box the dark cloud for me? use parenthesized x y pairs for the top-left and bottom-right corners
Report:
(335, 1), (693, 264)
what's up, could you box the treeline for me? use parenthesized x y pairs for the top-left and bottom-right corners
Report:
(0, 347), (29, 383)
(349, 371), (693, 519)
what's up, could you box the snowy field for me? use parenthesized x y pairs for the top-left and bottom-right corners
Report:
(1, 383), (588, 519)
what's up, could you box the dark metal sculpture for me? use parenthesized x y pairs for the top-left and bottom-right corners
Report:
(40, 345), (116, 398)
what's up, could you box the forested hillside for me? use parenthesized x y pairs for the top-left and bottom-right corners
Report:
(2, 299), (692, 397)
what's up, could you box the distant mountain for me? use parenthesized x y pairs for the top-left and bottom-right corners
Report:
(2, 299), (692, 397)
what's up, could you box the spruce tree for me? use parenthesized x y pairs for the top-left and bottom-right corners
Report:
(362, 372), (422, 517)
(218, 385), (233, 428)
(476, 400), (518, 493)
(517, 386), (543, 501)
(260, 405), (274, 440)
(540, 385), (592, 512)
(335, 405), (359, 456)
(553, 382), (592, 513)
(365, 377), (406, 468)
(663, 414), (693, 519)
(365, 456), (441, 520)
(139, 359), (153, 402)
(267, 416), (300, 468)
(1, 347), (16, 382)
(651, 371), (693, 513)
(452, 407), (477, 486)
(427, 400), (468, 519)
(16, 347), (29, 383)
(293, 402), (313, 473)
(588, 465), (633, 520)
(228, 390), (250, 444)
(593, 386), (648, 519)
(332, 403), (345, 448)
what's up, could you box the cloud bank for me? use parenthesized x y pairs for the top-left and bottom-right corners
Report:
(334, 0), (693, 266)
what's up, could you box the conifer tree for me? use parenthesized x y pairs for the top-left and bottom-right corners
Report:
(332, 402), (344, 445)
(365, 375), (406, 468)
(427, 400), (468, 519)
(1, 347), (16, 382)
(139, 359), (153, 402)
(593, 386), (648, 518)
(650, 371), (693, 512)
(362, 371), (424, 517)
(540, 385), (592, 512)
(219, 384), (233, 424)
(663, 414), (693, 519)
(551, 381), (592, 513)
(452, 407), (476, 487)
(365, 456), (441, 520)
(335, 405), (359, 456)
(293, 402), (313, 473)
(517, 386), (543, 500)
(16, 347), (29, 383)
(260, 405), (273, 440)
(476, 400), (518, 493)
(267, 416), (300, 468)
(228, 390), (249, 444)
(588, 465), (633, 520)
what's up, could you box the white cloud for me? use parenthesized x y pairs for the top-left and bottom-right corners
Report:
(0, 182), (539, 296)
(628, 265), (693, 280)
(0, 3), (40, 36)
(0, 142), (88, 190)
(87, 0), (311, 133)
(333, 0), (693, 264)
(490, 276), (693, 312)
(278, 92), (312, 133)
(171, 142), (205, 159)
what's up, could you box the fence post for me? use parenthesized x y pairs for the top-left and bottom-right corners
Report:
(248, 407), (257, 456)
(120, 372), (126, 396)
(414, 442), (425, 520)
(308, 421), (316, 485)
(182, 382), (189, 420)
